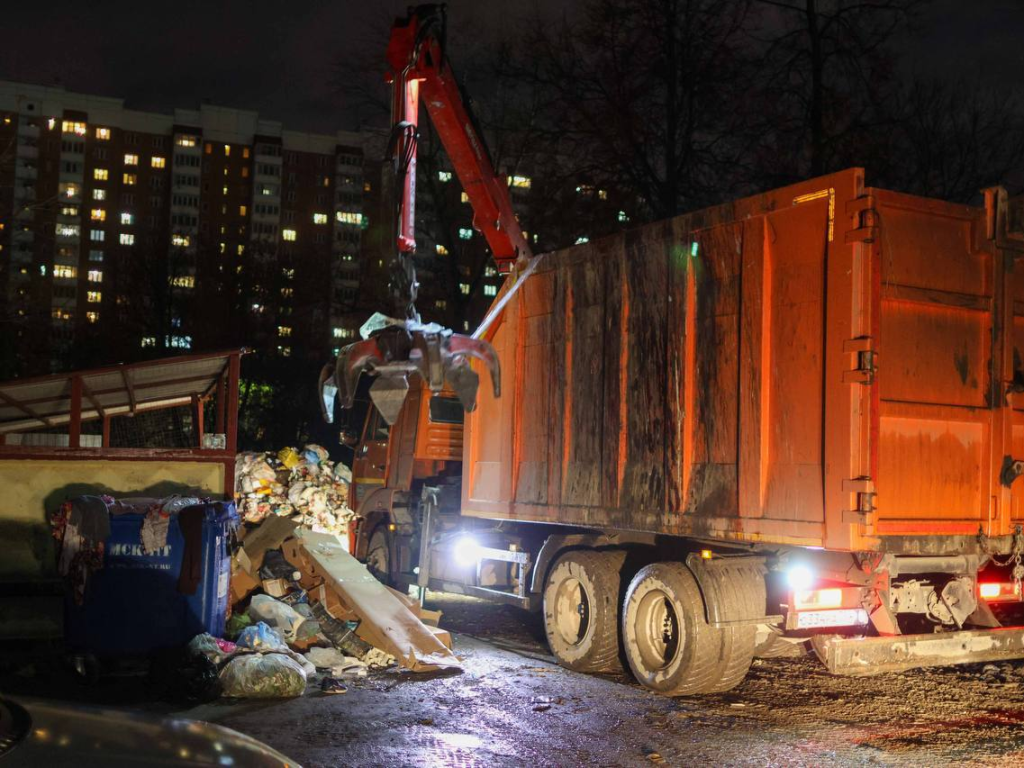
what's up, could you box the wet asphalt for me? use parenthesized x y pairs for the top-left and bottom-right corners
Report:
(179, 594), (1024, 767)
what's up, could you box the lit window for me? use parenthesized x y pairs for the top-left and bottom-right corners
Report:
(219, 242), (226, 254)
(151, 156), (166, 168)
(120, 212), (133, 225)
(119, 233), (134, 245)
(336, 211), (362, 225)
(237, 244), (245, 255)
(61, 183), (79, 198)
(332, 327), (354, 339)
(89, 250), (103, 262)
(484, 266), (497, 277)
(96, 127), (110, 140)
(87, 270), (102, 283)
(171, 234), (191, 247)
(222, 185), (228, 196)
(598, 189), (608, 201)
(224, 144), (231, 156)
(484, 284), (498, 297)
(435, 299), (447, 309)
(86, 311), (99, 323)
(61, 120), (86, 136)
(282, 229), (297, 241)
(54, 265), (76, 278)
(123, 173), (136, 185)
(242, 147), (250, 158)
(55, 223), (80, 238)
(438, 171), (452, 182)
(170, 275), (195, 288)
(277, 326), (292, 337)
(90, 229), (104, 242)
(93, 168), (108, 181)
(459, 283), (471, 295)
(278, 346), (292, 356)
(205, 143), (212, 154)
(435, 244), (449, 256)
(90, 208), (106, 221)
(458, 228), (472, 240)
(460, 192), (469, 203)
(167, 335), (192, 349)
(124, 153), (138, 166)
(141, 337), (156, 348)
(510, 175), (531, 189)
(46, 117), (55, 130)
(60, 205), (78, 216)
(176, 135), (197, 148)
(313, 213), (328, 225)
(239, 205), (247, 216)
(86, 291), (102, 303)
(618, 210), (629, 223)
(281, 286), (293, 298)
(92, 189), (105, 201)
(575, 236), (589, 244)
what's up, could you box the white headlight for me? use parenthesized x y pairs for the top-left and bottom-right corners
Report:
(453, 535), (481, 567)
(787, 564), (814, 591)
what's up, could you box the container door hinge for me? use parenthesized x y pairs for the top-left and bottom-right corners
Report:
(842, 477), (876, 525)
(845, 195), (878, 243)
(842, 337), (876, 385)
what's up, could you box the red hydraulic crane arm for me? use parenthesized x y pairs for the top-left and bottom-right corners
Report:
(386, 5), (532, 273)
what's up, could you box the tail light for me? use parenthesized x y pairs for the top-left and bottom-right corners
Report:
(793, 588), (843, 610)
(979, 581), (1022, 602)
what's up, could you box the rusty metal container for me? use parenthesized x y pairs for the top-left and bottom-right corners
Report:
(461, 168), (1024, 556)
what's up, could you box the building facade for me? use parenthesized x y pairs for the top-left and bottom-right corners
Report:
(0, 81), (367, 375)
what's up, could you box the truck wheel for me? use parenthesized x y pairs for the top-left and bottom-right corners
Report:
(702, 569), (760, 693)
(543, 550), (624, 673)
(622, 562), (722, 695)
(366, 526), (390, 585)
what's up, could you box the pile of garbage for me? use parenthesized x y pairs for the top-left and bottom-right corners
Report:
(235, 444), (354, 535)
(182, 515), (461, 700)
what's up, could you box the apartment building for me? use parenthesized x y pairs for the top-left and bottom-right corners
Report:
(0, 81), (367, 375)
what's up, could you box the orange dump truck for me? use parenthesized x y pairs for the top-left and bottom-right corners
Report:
(346, 167), (1024, 694)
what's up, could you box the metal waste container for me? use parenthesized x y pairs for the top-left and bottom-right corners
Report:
(64, 501), (237, 656)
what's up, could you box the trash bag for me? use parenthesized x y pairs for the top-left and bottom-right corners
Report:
(225, 612), (252, 640)
(305, 647), (367, 677)
(149, 647), (222, 704)
(236, 620), (287, 651)
(219, 653), (307, 698)
(187, 633), (236, 665)
(249, 594), (316, 643)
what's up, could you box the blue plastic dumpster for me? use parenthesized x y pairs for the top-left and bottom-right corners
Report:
(64, 501), (237, 656)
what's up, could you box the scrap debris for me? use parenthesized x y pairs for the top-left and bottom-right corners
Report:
(186, 511), (460, 700)
(235, 444), (354, 535)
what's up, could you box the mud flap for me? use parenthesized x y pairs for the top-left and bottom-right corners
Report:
(811, 627), (1024, 676)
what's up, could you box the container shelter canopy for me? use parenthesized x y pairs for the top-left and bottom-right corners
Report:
(0, 351), (241, 434)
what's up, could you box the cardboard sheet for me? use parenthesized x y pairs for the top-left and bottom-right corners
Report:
(295, 529), (461, 672)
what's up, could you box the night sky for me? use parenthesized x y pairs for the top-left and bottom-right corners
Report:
(1, 0), (1022, 135)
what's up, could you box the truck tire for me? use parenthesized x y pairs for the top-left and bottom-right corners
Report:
(621, 562), (722, 695)
(543, 550), (624, 673)
(700, 569), (765, 696)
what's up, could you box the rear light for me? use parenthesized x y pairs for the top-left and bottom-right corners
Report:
(795, 608), (869, 629)
(793, 588), (843, 610)
(979, 582), (1022, 602)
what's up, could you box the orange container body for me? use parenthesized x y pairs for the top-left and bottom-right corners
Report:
(461, 168), (1024, 555)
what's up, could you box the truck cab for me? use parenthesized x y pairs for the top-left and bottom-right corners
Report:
(347, 382), (465, 583)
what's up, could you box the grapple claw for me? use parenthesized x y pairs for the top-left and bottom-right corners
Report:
(323, 320), (501, 425)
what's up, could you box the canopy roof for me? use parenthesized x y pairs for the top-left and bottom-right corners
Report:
(0, 350), (242, 434)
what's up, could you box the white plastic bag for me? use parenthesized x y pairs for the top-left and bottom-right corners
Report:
(219, 653), (307, 698)
(248, 594), (312, 643)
